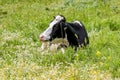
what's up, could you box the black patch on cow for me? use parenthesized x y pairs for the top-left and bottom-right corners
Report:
(65, 22), (89, 47)
(49, 22), (66, 41)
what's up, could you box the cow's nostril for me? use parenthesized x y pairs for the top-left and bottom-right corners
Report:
(40, 35), (44, 39)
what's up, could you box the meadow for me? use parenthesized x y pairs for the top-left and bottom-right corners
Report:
(0, 0), (120, 80)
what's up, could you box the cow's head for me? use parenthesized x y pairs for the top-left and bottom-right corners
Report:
(40, 15), (66, 41)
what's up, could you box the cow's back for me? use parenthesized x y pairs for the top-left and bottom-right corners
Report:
(67, 21), (89, 47)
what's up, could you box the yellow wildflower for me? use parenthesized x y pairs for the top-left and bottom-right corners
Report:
(96, 51), (101, 56)
(99, 62), (103, 66)
(107, 56), (111, 60)
(105, 63), (108, 67)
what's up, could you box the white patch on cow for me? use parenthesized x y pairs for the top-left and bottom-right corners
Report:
(74, 21), (83, 27)
(64, 27), (67, 30)
(40, 15), (64, 41)
(61, 48), (65, 54)
(49, 44), (58, 52)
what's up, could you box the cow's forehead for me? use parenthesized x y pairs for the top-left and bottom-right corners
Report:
(55, 15), (64, 21)
(49, 15), (63, 28)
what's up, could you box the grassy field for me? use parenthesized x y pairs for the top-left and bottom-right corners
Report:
(0, 0), (120, 80)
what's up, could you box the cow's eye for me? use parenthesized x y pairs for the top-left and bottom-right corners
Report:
(53, 26), (57, 29)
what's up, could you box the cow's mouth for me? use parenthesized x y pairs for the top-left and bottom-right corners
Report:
(40, 38), (49, 42)
(39, 34), (51, 42)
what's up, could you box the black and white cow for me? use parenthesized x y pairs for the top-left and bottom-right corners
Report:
(40, 15), (89, 51)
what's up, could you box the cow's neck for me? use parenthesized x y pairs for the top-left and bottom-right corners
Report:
(65, 23), (80, 47)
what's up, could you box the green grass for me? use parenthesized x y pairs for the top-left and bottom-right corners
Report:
(0, 0), (120, 79)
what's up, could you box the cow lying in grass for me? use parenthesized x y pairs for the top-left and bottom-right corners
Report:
(39, 15), (89, 53)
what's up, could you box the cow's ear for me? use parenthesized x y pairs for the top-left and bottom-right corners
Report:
(62, 19), (66, 22)
(59, 15), (66, 22)
(62, 16), (66, 22)
(61, 18), (66, 22)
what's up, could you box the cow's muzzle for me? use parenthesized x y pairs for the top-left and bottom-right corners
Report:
(39, 34), (50, 42)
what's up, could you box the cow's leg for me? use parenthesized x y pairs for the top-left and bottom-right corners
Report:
(40, 42), (49, 51)
(73, 47), (78, 59)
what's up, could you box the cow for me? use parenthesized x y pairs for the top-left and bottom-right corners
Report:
(39, 15), (89, 53)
